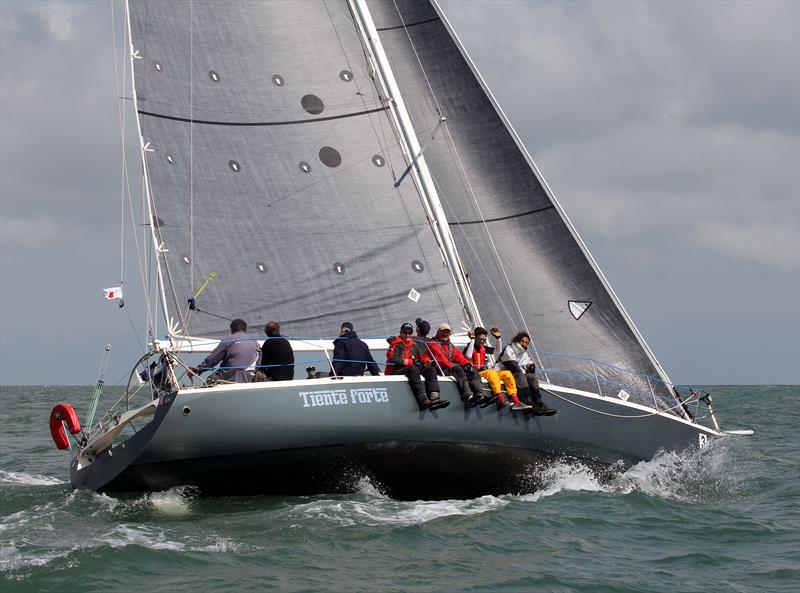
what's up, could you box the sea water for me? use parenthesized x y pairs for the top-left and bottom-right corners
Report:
(1, 385), (797, 592)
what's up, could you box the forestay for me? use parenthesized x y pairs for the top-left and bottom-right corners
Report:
(128, 0), (467, 340)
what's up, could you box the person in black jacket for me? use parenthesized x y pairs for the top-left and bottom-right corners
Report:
(260, 320), (294, 381)
(330, 322), (381, 377)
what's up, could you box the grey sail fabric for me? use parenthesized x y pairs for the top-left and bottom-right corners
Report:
(128, 0), (467, 340)
(367, 0), (679, 410)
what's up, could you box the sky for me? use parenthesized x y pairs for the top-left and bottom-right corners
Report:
(1, 0), (798, 386)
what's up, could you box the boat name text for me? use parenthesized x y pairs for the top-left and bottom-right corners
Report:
(299, 387), (389, 408)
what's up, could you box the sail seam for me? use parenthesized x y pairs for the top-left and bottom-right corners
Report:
(376, 17), (440, 31)
(448, 205), (555, 226)
(137, 107), (387, 127)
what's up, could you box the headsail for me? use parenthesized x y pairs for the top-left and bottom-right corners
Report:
(127, 0), (468, 340)
(367, 0), (677, 406)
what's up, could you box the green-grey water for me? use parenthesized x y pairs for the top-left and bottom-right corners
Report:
(1, 385), (798, 592)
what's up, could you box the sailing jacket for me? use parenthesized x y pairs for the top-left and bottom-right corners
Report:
(198, 330), (261, 383)
(385, 335), (432, 375)
(498, 341), (535, 373)
(463, 336), (501, 370)
(260, 335), (295, 381)
(428, 334), (472, 370)
(331, 329), (380, 376)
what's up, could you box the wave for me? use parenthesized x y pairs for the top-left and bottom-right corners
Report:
(517, 435), (746, 504)
(0, 470), (65, 486)
(288, 436), (747, 527)
(291, 480), (508, 528)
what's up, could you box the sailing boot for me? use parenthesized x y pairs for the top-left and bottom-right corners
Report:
(479, 391), (499, 408)
(531, 402), (557, 416)
(414, 390), (435, 410)
(510, 393), (532, 412)
(428, 391), (450, 410)
(494, 392), (512, 410)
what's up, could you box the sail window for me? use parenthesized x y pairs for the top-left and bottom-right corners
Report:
(372, 155), (385, 167)
(153, 61), (162, 72)
(228, 160), (241, 172)
(411, 260), (424, 273)
(256, 262), (268, 274)
(299, 161), (311, 173)
(319, 146), (341, 168)
(209, 71), (221, 82)
(333, 262), (346, 275)
(182, 255), (191, 265)
(568, 300), (592, 320)
(301, 94), (324, 115)
(165, 153), (174, 164)
(339, 70), (353, 83)
(272, 75), (285, 86)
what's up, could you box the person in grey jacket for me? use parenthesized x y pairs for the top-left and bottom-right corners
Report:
(188, 319), (261, 383)
(499, 332), (556, 416)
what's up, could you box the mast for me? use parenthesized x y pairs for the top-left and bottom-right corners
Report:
(349, 0), (483, 330)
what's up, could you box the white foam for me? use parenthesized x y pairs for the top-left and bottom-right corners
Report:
(0, 470), (65, 486)
(147, 488), (192, 516)
(518, 460), (618, 502)
(512, 438), (740, 504)
(101, 525), (187, 551)
(294, 494), (508, 527)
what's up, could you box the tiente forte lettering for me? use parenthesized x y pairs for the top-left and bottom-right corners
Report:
(298, 387), (389, 408)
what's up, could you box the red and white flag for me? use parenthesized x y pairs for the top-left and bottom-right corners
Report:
(103, 287), (123, 300)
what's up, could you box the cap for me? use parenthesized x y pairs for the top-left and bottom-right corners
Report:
(340, 321), (354, 331)
(438, 323), (452, 332)
(400, 322), (414, 333)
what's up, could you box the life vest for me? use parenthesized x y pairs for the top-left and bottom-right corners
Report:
(50, 403), (81, 450)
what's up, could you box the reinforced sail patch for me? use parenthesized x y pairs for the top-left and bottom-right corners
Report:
(568, 300), (592, 320)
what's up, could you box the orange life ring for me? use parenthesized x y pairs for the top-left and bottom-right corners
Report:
(50, 403), (81, 450)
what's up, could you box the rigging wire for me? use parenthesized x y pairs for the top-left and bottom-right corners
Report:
(541, 387), (700, 420)
(383, 1), (545, 372)
(112, 0), (157, 352)
(348, 5), (467, 325)
(390, 0), (443, 118)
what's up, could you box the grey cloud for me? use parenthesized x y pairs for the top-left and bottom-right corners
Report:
(1, 0), (798, 384)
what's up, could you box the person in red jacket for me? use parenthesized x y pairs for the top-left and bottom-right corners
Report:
(386, 322), (449, 411)
(427, 323), (486, 408)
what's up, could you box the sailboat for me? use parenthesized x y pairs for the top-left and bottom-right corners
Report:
(52, 0), (735, 499)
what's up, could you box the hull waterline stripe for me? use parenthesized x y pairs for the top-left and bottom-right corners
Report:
(138, 107), (388, 127)
(376, 17), (441, 32)
(449, 205), (555, 226)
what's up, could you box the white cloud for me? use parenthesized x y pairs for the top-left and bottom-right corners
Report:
(31, 1), (83, 43)
(695, 221), (800, 271)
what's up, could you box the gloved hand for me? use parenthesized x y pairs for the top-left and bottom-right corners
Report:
(464, 363), (473, 371)
(467, 330), (475, 340)
(490, 326), (501, 338)
(525, 363), (536, 374)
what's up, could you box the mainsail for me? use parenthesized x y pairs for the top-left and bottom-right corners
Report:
(129, 0), (679, 409)
(128, 0), (467, 340)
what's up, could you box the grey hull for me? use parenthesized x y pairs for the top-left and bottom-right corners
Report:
(71, 376), (716, 499)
